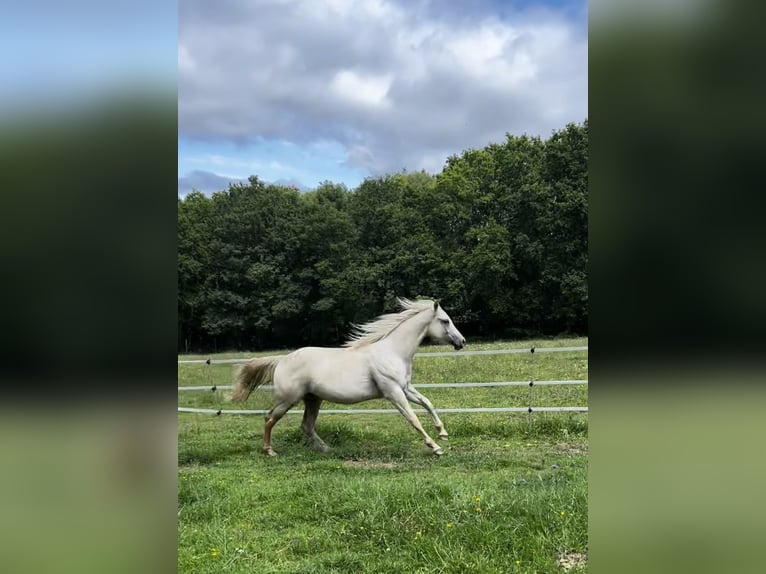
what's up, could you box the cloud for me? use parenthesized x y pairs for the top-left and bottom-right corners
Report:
(271, 177), (310, 192)
(177, 170), (310, 197)
(177, 170), (246, 196)
(179, 0), (587, 177)
(330, 70), (393, 108)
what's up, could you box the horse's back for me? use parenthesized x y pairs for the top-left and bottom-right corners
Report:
(275, 346), (380, 403)
(282, 346), (350, 371)
(282, 346), (368, 381)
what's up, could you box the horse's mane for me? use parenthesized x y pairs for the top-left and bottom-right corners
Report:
(343, 298), (435, 349)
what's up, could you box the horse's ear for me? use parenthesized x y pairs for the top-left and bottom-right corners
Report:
(433, 300), (438, 310)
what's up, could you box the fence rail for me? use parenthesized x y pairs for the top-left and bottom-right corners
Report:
(177, 345), (587, 365)
(178, 380), (588, 392)
(177, 345), (588, 417)
(178, 406), (588, 415)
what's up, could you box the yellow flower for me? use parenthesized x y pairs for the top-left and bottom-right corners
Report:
(210, 548), (219, 558)
(560, 511), (566, 516)
(415, 531), (423, 539)
(476, 507), (482, 513)
(516, 560), (521, 565)
(447, 523), (454, 528)
(473, 496), (481, 503)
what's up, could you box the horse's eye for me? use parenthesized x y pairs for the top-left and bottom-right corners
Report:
(440, 319), (449, 325)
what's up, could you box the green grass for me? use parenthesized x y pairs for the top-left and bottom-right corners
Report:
(178, 338), (588, 573)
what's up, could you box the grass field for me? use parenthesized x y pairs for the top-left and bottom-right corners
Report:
(178, 338), (588, 573)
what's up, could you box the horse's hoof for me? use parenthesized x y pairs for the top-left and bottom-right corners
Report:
(439, 433), (449, 440)
(263, 448), (278, 457)
(433, 448), (444, 456)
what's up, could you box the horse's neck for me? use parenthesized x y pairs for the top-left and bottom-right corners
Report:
(378, 310), (432, 361)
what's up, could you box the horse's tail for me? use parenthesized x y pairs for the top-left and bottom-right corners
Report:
(229, 356), (283, 402)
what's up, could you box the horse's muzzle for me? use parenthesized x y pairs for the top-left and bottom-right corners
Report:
(453, 342), (464, 351)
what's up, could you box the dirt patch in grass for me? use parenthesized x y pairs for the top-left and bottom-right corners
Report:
(342, 459), (399, 469)
(558, 552), (587, 571)
(555, 443), (588, 456)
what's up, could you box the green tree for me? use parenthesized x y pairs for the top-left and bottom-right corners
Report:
(200, 177), (306, 349)
(178, 190), (213, 352)
(177, 121), (588, 351)
(540, 121), (588, 332)
(297, 182), (357, 341)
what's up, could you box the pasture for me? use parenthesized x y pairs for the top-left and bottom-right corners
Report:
(178, 338), (588, 573)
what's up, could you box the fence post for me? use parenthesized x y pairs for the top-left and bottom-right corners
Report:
(528, 346), (536, 434)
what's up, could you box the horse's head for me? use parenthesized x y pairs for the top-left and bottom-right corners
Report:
(428, 301), (467, 350)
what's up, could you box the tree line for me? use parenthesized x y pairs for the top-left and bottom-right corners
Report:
(178, 120), (587, 352)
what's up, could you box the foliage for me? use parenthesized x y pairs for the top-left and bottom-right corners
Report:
(178, 122), (588, 351)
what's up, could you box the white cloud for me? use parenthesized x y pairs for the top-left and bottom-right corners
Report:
(178, 45), (196, 73)
(178, 170), (246, 196)
(179, 0), (587, 177)
(331, 70), (393, 108)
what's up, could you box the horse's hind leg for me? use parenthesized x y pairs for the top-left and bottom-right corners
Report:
(263, 399), (297, 456)
(404, 386), (449, 440)
(301, 393), (329, 452)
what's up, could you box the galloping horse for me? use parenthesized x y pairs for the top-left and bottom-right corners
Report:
(230, 298), (466, 456)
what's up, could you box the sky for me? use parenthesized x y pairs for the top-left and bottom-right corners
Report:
(0, 2), (176, 110)
(0, 1), (586, 197)
(178, 0), (587, 196)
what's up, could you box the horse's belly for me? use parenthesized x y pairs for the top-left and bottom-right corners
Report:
(323, 387), (382, 404)
(310, 376), (382, 404)
(286, 347), (382, 404)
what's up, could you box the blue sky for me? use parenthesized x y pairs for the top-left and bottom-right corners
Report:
(178, 0), (587, 196)
(178, 137), (367, 192)
(0, 2), (177, 109)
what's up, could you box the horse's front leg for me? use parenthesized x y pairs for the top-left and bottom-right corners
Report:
(381, 383), (444, 456)
(403, 363), (447, 438)
(404, 386), (449, 440)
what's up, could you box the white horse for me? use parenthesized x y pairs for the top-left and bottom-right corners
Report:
(230, 298), (466, 456)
